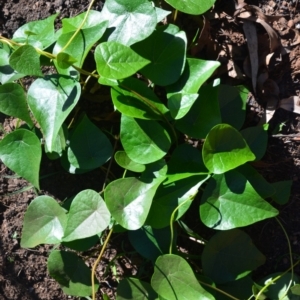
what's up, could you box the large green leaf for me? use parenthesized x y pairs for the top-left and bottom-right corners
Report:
(219, 85), (248, 130)
(100, 0), (157, 46)
(67, 114), (112, 170)
(200, 170), (278, 230)
(128, 225), (173, 262)
(48, 250), (98, 297)
(0, 82), (33, 126)
(201, 229), (265, 284)
(63, 189), (110, 242)
(53, 11), (108, 68)
(120, 115), (171, 164)
(117, 278), (158, 300)
(21, 196), (67, 247)
(165, 0), (216, 15)
(0, 43), (25, 84)
(13, 14), (58, 49)
(167, 58), (220, 119)
(111, 77), (169, 120)
(105, 177), (165, 230)
(131, 24), (187, 86)
(202, 124), (255, 174)
(151, 254), (214, 300)
(0, 129), (41, 189)
(95, 42), (149, 80)
(175, 84), (222, 138)
(147, 175), (209, 228)
(9, 45), (43, 77)
(27, 75), (81, 152)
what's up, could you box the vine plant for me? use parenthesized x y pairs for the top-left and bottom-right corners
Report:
(0, 0), (298, 299)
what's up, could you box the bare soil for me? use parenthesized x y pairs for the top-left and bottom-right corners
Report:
(2, 0), (300, 299)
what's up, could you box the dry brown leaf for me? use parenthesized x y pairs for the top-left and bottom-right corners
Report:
(243, 20), (258, 92)
(279, 96), (300, 114)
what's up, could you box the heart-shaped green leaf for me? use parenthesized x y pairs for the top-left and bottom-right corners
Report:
(271, 180), (293, 205)
(48, 250), (98, 297)
(202, 124), (255, 174)
(13, 14), (58, 49)
(0, 82), (33, 126)
(0, 129), (41, 189)
(105, 177), (165, 230)
(175, 84), (222, 138)
(201, 229), (265, 284)
(120, 115), (171, 164)
(27, 75), (81, 152)
(95, 42), (150, 80)
(114, 151), (146, 173)
(21, 196), (67, 247)
(200, 171), (278, 230)
(67, 114), (112, 170)
(131, 24), (187, 86)
(117, 278), (158, 300)
(100, 0), (157, 46)
(63, 189), (110, 242)
(151, 254), (214, 300)
(165, 0), (216, 15)
(9, 45), (43, 77)
(111, 77), (169, 120)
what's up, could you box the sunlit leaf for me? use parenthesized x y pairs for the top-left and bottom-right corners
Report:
(165, 0), (216, 15)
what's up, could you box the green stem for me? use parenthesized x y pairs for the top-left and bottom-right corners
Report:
(60, 0), (96, 53)
(91, 226), (114, 300)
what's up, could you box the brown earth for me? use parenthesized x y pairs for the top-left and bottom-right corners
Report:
(2, 0), (300, 299)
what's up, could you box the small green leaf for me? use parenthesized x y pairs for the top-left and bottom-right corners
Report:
(259, 273), (300, 300)
(21, 196), (67, 247)
(95, 42), (150, 80)
(67, 114), (112, 170)
(48, 250), (98, 297)
(0, 82), (33, 126)
(202, 124), (255, 174)
(120, 115), (171, 164)
(128, 225), (173, 262)
(271, 180), (293, 205)
(13, 14), (58, 49)
(63, 189), (110, 242)
(147, 175), (208, 228)
(117, 278), (158, 300)
(115, 151), (146, 173)
(0, 43), (25, 84)
(202, 229), (265, 284)
(155, 7), (171, 23)
(27, 75), (81, 152)
(151, 254), (214, 300)
(0, 129), (41, 189)
(56, 52), (77, 69)
(9, 45), (43, 77)
(105, 177), (165, 230)
(219, 85), (248, 130)
(111, 77), (169, 120)
(200, 171), (278, 230)
(165, 0), (216, 15)
(131, 24), (187, 86)
(100, 0), (157, 46)
(175, 84), (222, 138)
(240, 125), (268, 160)
(168, 93), (199, 119)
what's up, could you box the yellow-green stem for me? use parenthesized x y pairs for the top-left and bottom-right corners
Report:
(91, 227), (114, 300)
